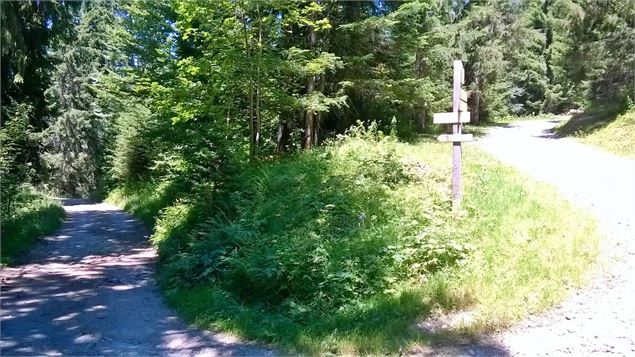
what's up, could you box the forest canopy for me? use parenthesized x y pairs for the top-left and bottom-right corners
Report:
(1, 0), (633, 202)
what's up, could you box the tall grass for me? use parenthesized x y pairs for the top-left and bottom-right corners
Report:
(431, 145), (598, 328)
(107, 180), (185, 227)
(578, 110), (635, 158)
(110, 133), (599, 354)
(556, 108), (635, 159)
(1, 189), (65, 265)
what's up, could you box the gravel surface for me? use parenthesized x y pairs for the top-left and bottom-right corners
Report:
(1, 200), (275, 356)
(478, 120), (635, 357)
(427, 119), (635, 356)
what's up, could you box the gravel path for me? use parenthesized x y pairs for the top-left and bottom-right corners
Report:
(0, 200), (275, 356)
(445, 119), (635, 356)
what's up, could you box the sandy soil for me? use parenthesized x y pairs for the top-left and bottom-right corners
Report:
(421, 119), (635, 356)
(0, 200), (275, 356)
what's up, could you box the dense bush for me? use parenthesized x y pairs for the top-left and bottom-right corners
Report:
(154, 128), (472, 315)
(110, 104), (154, 183)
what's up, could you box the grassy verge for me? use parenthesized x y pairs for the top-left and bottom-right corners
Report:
(447, 146), (598, 327)
(556, 108), (635, 158)
(110, 133), (599, 354)
(108, 180), (184, 228)
(556, 109), (635, 159)
(1, 190), (65, 265)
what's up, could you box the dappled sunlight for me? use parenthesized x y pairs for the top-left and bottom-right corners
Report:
(1, 201), (273, 356)
(53, 312), (80, 322)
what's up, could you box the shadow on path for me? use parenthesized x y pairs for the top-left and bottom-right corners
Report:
(1, 201), (274, 356)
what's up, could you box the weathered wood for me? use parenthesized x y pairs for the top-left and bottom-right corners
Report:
(433, 112), (471, 124)
(452, 136), (462, 208)
(452, 61), (462, 113)
(434, 60), (467, 210)
(460, 89), (468, 103)
(437, 133), (473, 142)
(452, 60), (464, 209)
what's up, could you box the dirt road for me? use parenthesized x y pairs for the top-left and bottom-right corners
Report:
(469, 119), (635, 356)
(0, 200), (274, 356)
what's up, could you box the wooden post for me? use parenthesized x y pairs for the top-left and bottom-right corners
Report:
(452, 60), (463, 209)
(433, 60), (471, 211)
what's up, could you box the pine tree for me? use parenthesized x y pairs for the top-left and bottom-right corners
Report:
(1, 1), (78, 186)
(506, 0), (548, 115)
(43, 1), (124, 197)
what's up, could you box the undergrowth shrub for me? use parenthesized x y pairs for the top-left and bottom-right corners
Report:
(112, 131), (599, 353)
(158, 126), (472, 316)
(111, 104), (154, 182)
(1, 188), (65, 265)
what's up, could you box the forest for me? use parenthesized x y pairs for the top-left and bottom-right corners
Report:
(1, 0), (633, 353)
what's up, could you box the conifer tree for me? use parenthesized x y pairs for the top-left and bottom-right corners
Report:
(43, 1), (124, 197)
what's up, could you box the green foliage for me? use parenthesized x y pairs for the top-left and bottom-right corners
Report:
(43, 0), (125, 198)
(108, 180), (183, 227)
(1, 189), (65, 265)
(110, 104), (154, 182)
(506, 1), (549, 115)
(549, 0), (635, 109)
(0, 104), (34, 215)
(5, 0), (634, 202)
(2, 1), (622, 352)
(112, 136), (598, 354)
(157, 130), (468, 311)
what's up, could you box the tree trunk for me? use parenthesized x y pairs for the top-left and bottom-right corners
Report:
(242, 7), (255, 159)
(249, 84), (255, 157)
(254, 4), (262, 157)
(304, 20), (317, 149)
(305, 78), (315, 149)
(474, 77), (482, 123)
(314, 75), (325, 145)
(416, 112), (426, 131)
(414, 50), (426, 131)
(276, 120), (289, 154)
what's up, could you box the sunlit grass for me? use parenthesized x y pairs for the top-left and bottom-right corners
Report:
(554, 108), (635, 159)
(107, 180), (180, 227)
(111, 138), (600, 354)
(451, 147), (598, 329)
(1, 189), (65, 265)
(578, 110), (635, 159)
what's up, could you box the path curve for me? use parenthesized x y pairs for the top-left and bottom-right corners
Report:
(1, 200), (275, 356)
(463, 119), (635, 356)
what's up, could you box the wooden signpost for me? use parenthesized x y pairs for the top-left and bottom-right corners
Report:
(434, 60), (472, 209)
